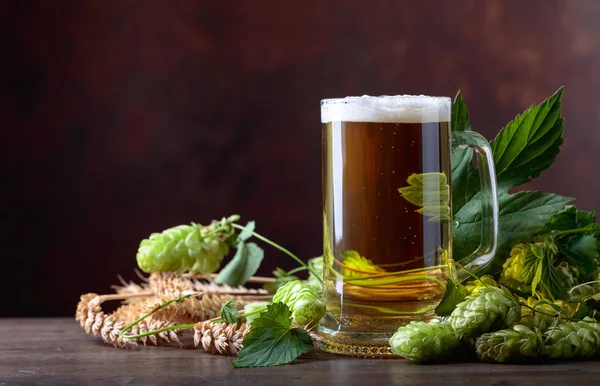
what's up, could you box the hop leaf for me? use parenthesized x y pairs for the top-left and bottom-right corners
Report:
(448, 287), (521, 340)
(556, 261), (580, 289)
(272, 280), (325, 328)
(232, 303), (313, 368)
(569, 283), (600, 302)
(389, 322), (461, 362)
(307, 256), (323, 293)
(543, 318), (600, 359)
(476, 325), (543, 363)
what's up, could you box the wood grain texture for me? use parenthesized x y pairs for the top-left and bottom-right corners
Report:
(2, 318), (600, 385)
(3, 0), (600, 316)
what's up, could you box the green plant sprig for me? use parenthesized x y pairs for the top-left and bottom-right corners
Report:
(230, 223), (322, 284)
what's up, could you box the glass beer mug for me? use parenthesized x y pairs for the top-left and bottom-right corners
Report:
(318, 95), (499, 356)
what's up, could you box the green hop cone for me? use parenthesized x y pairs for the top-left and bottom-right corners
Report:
(543, 318), (600, 359)
(464, 275), (498, 296)
(389, 321), (461, 362)
(476, 324), (543, 363)
(272, 280), (326, 328)
(502, 243), (534, 284)
(307, 256), (323, 294)
(242, 301), (270, 325)
(136, 217), (237, 274)
(448, 287), (521, 340)
(519, 297), (561, 332)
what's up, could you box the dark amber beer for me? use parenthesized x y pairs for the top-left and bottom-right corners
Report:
(318, 96), (499, 356)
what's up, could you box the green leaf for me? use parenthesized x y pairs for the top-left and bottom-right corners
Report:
(263, 268), (300, 294)
(453, 190), (573, 273)
(451, 91), (472, 133)
(542, 205), (597, 233)
(231, 303), (313, 368)
(451, 146), (480, 216)
(571, 300), (600, 320)
(214, 241), (264, 286)
(450, 91), (481, 215)
(237, 221), (256, 242)
(398, 172), (451, 222)
(220, 300), (241, 324)
(490, 87), (564, 189)
(434, 279), (468, 316)
(530, 244), (545, 297)
(563, 234), (599, 275)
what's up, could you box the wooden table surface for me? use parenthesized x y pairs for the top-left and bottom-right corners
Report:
(2, 318), (600, 385)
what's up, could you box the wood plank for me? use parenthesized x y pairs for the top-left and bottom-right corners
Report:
(1, 318), (600, 385)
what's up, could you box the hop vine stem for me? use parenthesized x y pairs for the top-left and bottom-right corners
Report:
(230, 223), (323, 284)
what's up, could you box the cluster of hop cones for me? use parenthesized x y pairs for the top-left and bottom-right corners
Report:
(75, 272), (271, 355)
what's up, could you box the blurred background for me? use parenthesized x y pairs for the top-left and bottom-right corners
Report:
(2, 0), (600, 317)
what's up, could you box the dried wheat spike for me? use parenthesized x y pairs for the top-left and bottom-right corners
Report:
(111, 301), (156, 322)
(149, 272), (194, 297)
(148, 293), (247, 323)
(75, 293), (183, 348)
(190, 279), (269, 296)
(194, 321), (251, 355)
(110, 276), (150, 303)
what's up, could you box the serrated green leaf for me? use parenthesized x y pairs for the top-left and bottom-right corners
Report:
(563, 234), (599, 275)
(451, 91), (472, 133)
(490, 87), (564, 189)
(214, 241), (264, 286)
(220, 300), (241, 324)
(451, 146), (480, 215)
(231, 303), (313, 368)
(531, 248), (545, 297)
(398, 172), (451, 222)
(434, 279), (468, 316)
(453, 190), (573, 274)
(542, 205), (597, 233)
(450, 92), (480, 215)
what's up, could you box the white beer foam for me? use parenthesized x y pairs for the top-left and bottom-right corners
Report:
(321, 95), (451, 124)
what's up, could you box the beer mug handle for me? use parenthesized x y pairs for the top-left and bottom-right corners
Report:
(452, 131), (499, 281)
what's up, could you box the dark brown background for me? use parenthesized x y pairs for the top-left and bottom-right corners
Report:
(2, 0), (600, 317)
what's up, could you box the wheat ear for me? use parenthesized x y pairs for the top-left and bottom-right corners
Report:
(193, 321), (251, 355)
(75, 293), (184, 348)
(149, 272), (270, 297)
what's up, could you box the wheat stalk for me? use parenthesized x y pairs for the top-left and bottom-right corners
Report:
(194, 321), (251, 355)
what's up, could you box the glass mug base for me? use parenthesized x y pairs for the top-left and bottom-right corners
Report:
(316, 298), (440, 357)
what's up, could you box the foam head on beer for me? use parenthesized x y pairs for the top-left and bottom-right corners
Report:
(320, 95), (451, 124)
